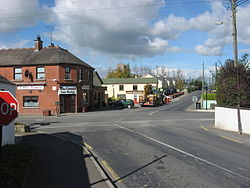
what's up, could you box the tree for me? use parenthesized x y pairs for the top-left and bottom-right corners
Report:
(216, 55), (250, 108)
(175, 69), (185, 91)
(106, 64), (131, 78)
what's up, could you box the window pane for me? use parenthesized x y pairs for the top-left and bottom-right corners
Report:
(119, 85), (124, 91)
(133, 85), (137, 91)
(65, 73), (71, 79)
(37, 73), (45, 79)
(15, 68), (22, 73)
(23, 96), (38, 107)
(15, 74), (22, 80)
(37, 67), (45, 72)
(66, 67), (70, 72)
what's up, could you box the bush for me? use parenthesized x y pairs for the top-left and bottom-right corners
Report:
(202, 93), (216, 100)
(216, 59), (250, 108)
(0, 144), (33, 188)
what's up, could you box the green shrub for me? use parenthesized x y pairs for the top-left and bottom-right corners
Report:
(216, 58), (250, 108)
(202, 93), (216, 100)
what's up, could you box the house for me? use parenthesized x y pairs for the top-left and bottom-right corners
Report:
(141, 73), (175, 88)
(0, 75), (16, 145)
(92, 71), (106, 108)
(0, 36), (95, 115)
(102, 77), (158, 103)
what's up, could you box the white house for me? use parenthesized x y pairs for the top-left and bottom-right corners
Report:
(0, 75), (16, 146)
(102, 77), (158, 103)
(141, 73), (175, 88)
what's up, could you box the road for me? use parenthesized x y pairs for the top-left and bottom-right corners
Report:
(18, 91), (250, 188)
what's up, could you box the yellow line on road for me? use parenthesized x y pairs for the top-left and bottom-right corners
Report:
(200, 126), (208, 131)
(84, 143), (93, 150)
(101, 160), (121, 182)
(220, 135), (243, 144)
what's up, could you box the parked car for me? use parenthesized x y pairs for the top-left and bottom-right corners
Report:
(109, 99), (134, 108)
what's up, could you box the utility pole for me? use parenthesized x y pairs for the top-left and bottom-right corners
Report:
(231, 0), (242, 134)
(215, 62), (218, 87)
(231, 0), (238, 67)
(202, 62), (205, 108)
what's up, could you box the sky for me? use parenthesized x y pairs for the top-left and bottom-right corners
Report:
(0, 0), (250, 79)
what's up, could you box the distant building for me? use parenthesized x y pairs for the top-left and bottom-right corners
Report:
(0, 36), (97, 115)
(92, 71), (106, 108)
(102, 77), (158, 103)
(0, 75), (16, 145)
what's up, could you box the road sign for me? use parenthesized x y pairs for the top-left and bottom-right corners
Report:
(192, 96), (198, 103)
(0, 91), (19, 126)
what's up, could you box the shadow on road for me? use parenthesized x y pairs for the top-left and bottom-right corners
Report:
(114, 154), (168, 183)
(19, 133), (91, 188)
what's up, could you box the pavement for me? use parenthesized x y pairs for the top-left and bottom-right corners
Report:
(17, 132), (115, 188)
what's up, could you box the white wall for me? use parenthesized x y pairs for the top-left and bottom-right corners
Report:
(0, 82), (16, 146)
(215, 106), (250, 134)
(103, 82), (157, 99)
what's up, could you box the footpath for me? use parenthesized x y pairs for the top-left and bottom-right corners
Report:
(18, 133), (114, 188)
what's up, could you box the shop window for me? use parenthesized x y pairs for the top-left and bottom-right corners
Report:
(23, 96), (38, 107)
(119, 85), (124, 91)
(94, 92), (97, 101)
(83, 92), (88, 103)
(133, 85), (138, 91)
(65, 67), (71, 79)
(37, 67), (45, 80)
(117, 94), (126, 99)
(14, 68), (22, 80)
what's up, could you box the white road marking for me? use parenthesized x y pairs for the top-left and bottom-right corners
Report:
(148, 110), (159, 116)
(114, 123), (250, 182)
(36, 118), (214, 129)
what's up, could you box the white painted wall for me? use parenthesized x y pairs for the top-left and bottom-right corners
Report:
(0, 82), (16, 146)
(103, 82), (157, 99)
(215, 106), (250, 134)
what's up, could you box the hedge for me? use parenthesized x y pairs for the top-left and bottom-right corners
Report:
(202, 93), (216, 100)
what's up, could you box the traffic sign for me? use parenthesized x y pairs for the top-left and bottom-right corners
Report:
(0, 91), (19, 126)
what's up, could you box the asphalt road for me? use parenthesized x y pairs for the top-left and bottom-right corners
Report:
(18, 91), (250, 188)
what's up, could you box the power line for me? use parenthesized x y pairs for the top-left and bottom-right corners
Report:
(0, 0), (215, 20)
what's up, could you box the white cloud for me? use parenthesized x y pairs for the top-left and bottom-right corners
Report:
(0, 40), (30, 49)
(195, 45), (222, 56)
(52, 0), (184, 58)
(0, 0), (51, 32)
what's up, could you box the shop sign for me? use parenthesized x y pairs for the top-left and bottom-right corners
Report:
(82, 85), (90, 90)
(58, 86), (77, 95)
(17, 85), (44, 90)
(126, 91), (143, 94)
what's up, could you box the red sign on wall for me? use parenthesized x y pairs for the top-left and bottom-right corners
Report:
(0, 91), (19, 126)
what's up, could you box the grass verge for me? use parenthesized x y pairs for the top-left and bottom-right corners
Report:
(0, 144), (33, 188)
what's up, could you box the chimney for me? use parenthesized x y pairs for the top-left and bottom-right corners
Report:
(34, 35), (43, 51)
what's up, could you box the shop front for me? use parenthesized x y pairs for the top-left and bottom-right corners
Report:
(58, 86), (77, 113)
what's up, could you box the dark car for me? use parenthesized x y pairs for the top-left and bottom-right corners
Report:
(110, 99), (134, 108)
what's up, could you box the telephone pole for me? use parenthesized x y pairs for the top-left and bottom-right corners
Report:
(231, 0), (242, 134)
(231, 0), (238, 67)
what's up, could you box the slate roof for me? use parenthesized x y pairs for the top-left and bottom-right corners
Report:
(0, 75), (15, 85)
(102, 78), (158, 84)
(0, 47), (94, 69)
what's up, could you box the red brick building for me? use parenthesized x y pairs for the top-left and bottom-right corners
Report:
(0, 36), (103, 115)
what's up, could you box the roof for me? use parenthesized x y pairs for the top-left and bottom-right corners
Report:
(0, 47), (94, 69)
(102, 78), (158, 84)
(93, 71), (103, 84)
(0, 75), (15, 85)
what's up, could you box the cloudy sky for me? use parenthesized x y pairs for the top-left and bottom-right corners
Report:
(0, 0), (249, 78)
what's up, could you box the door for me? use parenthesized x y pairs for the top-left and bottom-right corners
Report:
(60, 95), (65, 113)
